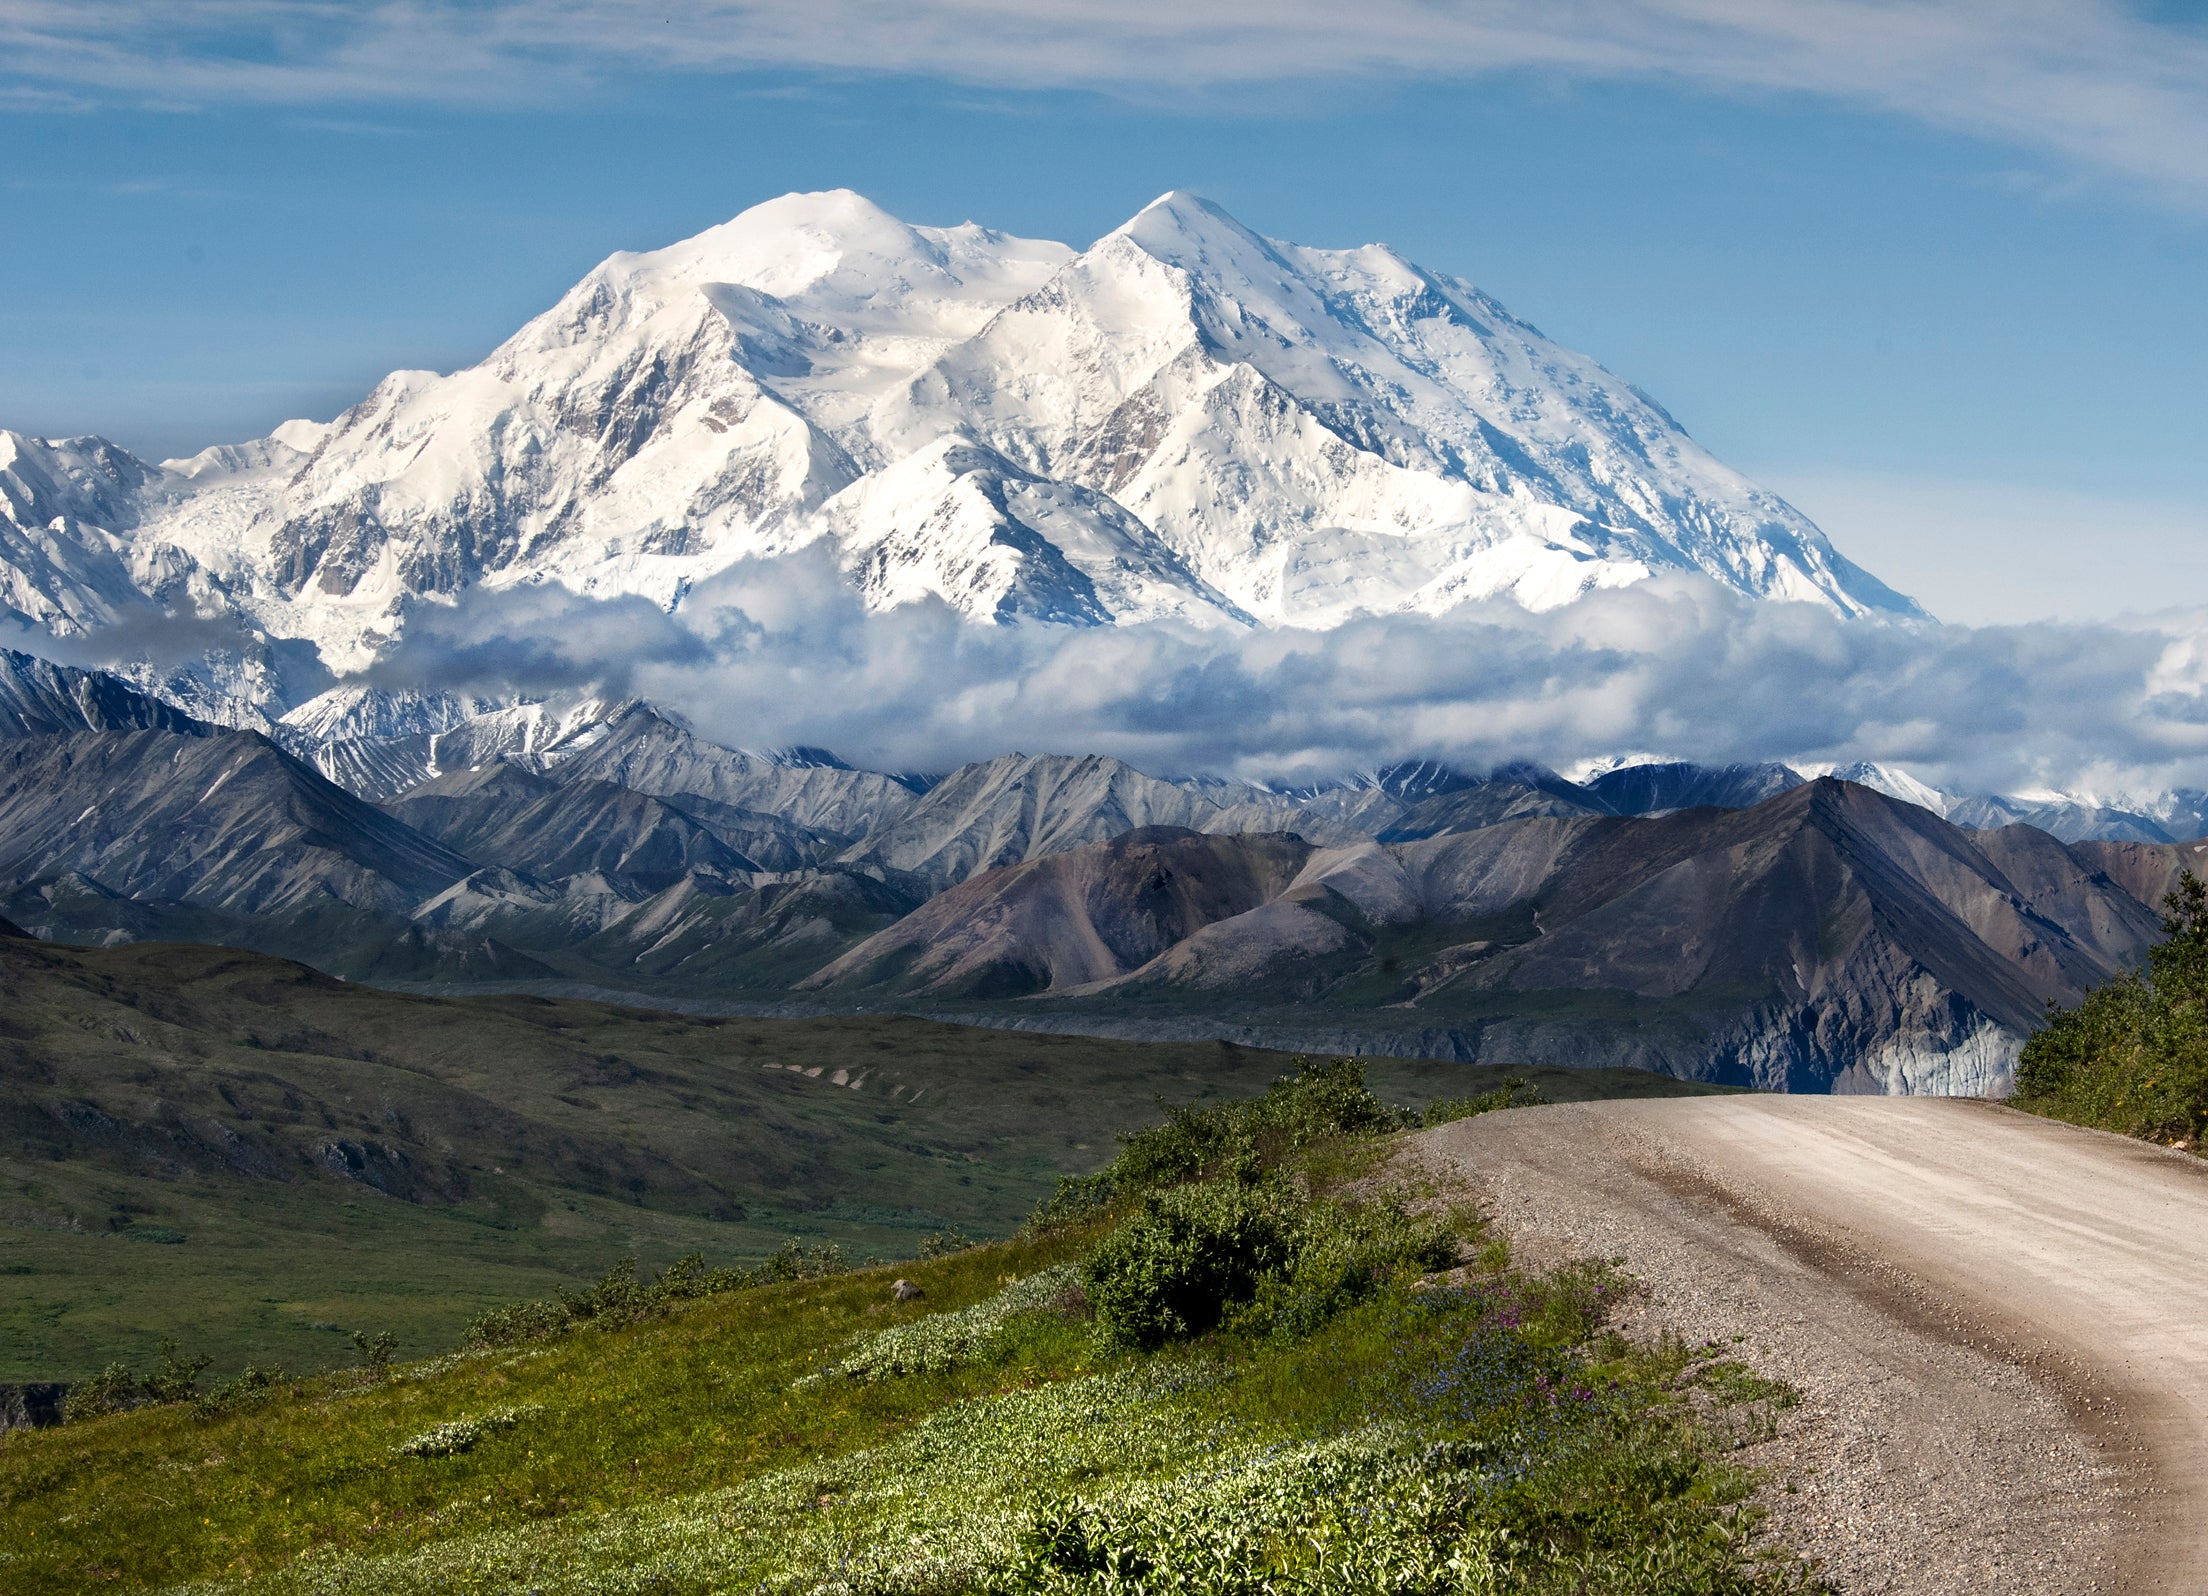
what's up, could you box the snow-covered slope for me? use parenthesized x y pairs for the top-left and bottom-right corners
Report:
(1, 189), (1915, 714)
(0, 433), (160, 636)
(889, 193), (1912, 624)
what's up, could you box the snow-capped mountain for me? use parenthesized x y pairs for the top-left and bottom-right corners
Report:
(1, 189), (1914, 717)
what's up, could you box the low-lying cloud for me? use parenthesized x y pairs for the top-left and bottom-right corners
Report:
(362, 549), (2208, 800)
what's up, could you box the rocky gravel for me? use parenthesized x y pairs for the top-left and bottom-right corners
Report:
(1411, 1098), (2167, 1595)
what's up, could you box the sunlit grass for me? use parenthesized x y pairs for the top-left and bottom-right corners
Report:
(1, 1060), (1816, 1595)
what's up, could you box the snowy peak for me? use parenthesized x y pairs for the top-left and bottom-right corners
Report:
(1812, 760), (1952, 817)
(893, 193), (1919, 626)
(598, 189), (1066, 319)
(0, 189), (1920, 722)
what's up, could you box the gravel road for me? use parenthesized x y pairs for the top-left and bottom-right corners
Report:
(1414, 1096), (2208, 1594)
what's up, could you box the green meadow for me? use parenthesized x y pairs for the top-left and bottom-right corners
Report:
(1, 1061), (1811, 1595)
(0, 935), (1723, 1380)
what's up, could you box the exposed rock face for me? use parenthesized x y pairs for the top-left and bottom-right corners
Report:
(1584, 760), (1805, 816)
(804, 781), (2174, 1094)
(0, 648), (215, 738)
(837, 755), (1272, 889)
(0, 730), (471, 916)
(805, 827), (1313, 999)
(540, 705), (923, 841)
(381, 761), (761, 886)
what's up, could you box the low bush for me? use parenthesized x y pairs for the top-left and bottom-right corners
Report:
(460, 1239), (850, 1350)
(1244, 1193), (1466, 1341)
(1033, 1057), (1416, 1229)
(192, 1363), (291, 1420)
(1085, 1179), (1306, 1349)
(1084, 1172), (1468, 1351)
(2015, 871), (2208, 1143)
(918, 1227), (974, 1258)
(351, 1330), (398, 1378)
(1423, 1076), (1544, 1126)
(58, 1363), (140, 1424)
(1034, 1057), (1545, 1234)
(59, 1338), (212, 1423)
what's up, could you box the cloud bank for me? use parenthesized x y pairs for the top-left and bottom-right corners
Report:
(9, 2), (2208, 207)
(361, 550), (2208, 799)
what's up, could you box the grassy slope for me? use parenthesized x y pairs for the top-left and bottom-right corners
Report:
(0, 935), (1721, 1381)
(0, 1138), (1811, 1596)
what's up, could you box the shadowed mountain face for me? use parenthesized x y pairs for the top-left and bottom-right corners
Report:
(1376, 778), (1605, 841)
(836, 755), (1279, 889)
(382, 762), (762, 887)
(0, 730), (472, 916)
(491, 703), (921, 843)
(0, 649), (213, 739)
(1584, 761), (1804, 815)
(806, 827), (1314, 999)
(0, 652), (2195, 1095)
(803, 781), (2175, 1094)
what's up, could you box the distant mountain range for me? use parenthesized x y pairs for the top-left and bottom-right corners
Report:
(3, 647), (2203, 1096)
(0, 192), (2192, 1097)
(1, 189), (1913, 728)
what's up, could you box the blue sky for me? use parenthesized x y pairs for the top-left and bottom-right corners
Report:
(3, 1), (2205, 625)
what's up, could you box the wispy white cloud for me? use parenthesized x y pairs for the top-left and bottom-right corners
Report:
(7, 2), (2208, 204)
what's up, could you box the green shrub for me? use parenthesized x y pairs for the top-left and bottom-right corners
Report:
(1032, 1056), (1417, 1231)
(1085, 1179), (1305, 1349)
(456, 1297), (570, 1350)
(1071, 1059), (1492, 1351)
(138, 1338), (213, 1404)
(351, 1330), (398, 1378)
(2016, 872), (2208, 1143)
(1423, 1076), (1544, 1126)
(1244, 1195), (1464, 1341)
(192, 1364), (290, 1420)
(58, 1338), (213, 1423)
(60, 1362), (142, 1423)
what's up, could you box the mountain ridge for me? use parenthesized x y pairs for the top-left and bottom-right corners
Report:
(802, 780), (2179, 1093)
(2, 189), (1917, 728)
(0, 679), (2200, 1093)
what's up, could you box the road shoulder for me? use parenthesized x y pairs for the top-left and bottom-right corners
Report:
(1412, 1101), (2143, 1595)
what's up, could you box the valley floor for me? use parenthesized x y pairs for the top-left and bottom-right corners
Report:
(1414, 1098), (2208, 1593)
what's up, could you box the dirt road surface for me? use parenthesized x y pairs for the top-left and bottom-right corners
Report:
(1416, 1096), (2208, 1594)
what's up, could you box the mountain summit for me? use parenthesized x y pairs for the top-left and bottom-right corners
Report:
(1, 190), (1914, 716)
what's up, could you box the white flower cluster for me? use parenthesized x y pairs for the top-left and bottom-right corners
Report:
(797, 1264), (1083, 1388)
(262, 1367), (1208, 1594)
(1007, 1427), (1513, 1594)
(391, 1403), (543, 1460)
